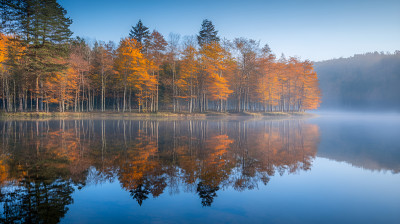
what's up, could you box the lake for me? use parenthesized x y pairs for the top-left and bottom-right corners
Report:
(0, 114), (399, 223)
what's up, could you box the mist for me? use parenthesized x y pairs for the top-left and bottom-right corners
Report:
(308, 112), (400, 174)
(315, 51), (400, 112)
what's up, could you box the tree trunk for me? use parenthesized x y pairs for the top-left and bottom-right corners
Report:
(36, 77), (39, 112)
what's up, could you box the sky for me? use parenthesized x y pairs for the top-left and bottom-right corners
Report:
(59, 0), (400, 62)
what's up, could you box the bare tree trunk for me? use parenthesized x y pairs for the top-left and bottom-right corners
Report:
(81, 73), (84, 112)
(88, 86), (90, 112)
(123, 83), (126, 112)
(156, 72), (159, 112)
(102, 77), (104, 111)
(75, 88), (78, 112)
(129, 88), (132, 112)
(36, 77), (39, 112)
(173, 61), (176, 113)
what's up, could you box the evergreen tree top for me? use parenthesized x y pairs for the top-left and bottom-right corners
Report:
(197, 19), (220, 47)
(129, 19), (150, 44)
(0, 0), (73, 75)
(0, 0), (72, 44)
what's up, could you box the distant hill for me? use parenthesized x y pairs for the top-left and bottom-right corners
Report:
(314, 51), (400, 111)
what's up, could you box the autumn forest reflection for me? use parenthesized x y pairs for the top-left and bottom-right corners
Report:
(0, 119), (319, 223)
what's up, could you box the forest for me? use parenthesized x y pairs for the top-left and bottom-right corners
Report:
(315, 51), (400, 111)
(0, 0), (321, 113)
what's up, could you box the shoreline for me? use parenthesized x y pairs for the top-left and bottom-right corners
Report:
(0, 111), (316, 120)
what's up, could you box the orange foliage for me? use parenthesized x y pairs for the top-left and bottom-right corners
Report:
(0, 33), (7, 71)
(115, 38), (157, 111)
(200, 42), (233, 111)
(177, 44), (199, 99)
(252, 56), (321, 111)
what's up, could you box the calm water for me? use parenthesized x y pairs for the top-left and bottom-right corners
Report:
(0, 114), (399, 223)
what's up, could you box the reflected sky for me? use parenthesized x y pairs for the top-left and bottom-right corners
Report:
(0, 116), (399, 223)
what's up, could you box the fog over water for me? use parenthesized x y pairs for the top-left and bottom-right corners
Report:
(311, 111), (400, 173)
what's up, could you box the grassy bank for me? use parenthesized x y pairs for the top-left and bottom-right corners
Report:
(0, 111), (315, 119)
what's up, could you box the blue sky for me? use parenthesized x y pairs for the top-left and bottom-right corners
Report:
(59, 0), (400, 61)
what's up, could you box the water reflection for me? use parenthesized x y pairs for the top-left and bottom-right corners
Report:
(314, 115), (400, 173)
(0, 119), (319, 222)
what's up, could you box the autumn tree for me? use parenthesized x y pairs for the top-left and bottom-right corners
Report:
(0, 33), (26, 112)
(299, 60), (321, 110)
(115, 38), (157, 112)
(232, 38), (259, 112)
(197, 20), (233, 112)
(199, 42), (233, 111)
(254, 45), (279, 111)
(115, 38), (143, 112)
(0, 33), (9, 111)
(147, 30), (167, 111)
(177, 39), (199, 112)
(44, 66), (78, 112)
(166, 33), (181, 112)
(91, 41), (115, 111)
(68, 38), (90, 112)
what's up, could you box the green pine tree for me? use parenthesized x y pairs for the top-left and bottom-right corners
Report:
(129, 19), (150, 52)
(1, 0), (73, 111)
(197, 19), (220, 47)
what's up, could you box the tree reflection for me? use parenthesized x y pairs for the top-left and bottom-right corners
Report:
(130, 183), (150, 206)
(0, 121), (81, 223)
(197, 182), (220, 207)
(0, 180), (73, 223)
(0, 118), (320, 212)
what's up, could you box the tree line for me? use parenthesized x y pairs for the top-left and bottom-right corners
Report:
(315, 51), (400, 111)
(0, 0), (321, 113)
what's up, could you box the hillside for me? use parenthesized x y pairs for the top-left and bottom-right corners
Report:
(314, 51), (400, 111)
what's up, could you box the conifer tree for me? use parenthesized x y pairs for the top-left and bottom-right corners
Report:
(197, 19), (220, 47)
(129, 20), (150, 52)
(0, 0), (72, 111)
